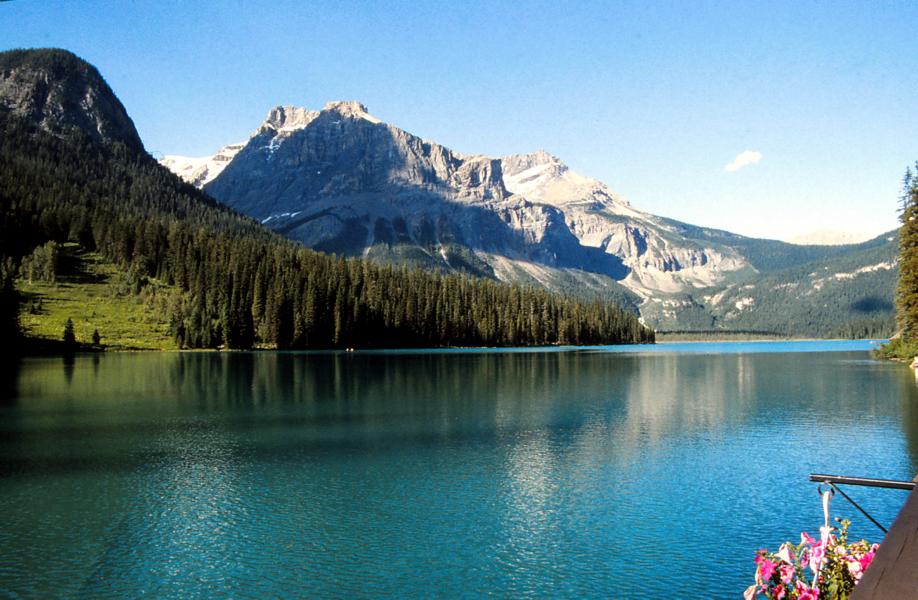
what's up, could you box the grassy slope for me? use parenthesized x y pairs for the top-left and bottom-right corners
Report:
(18, 244), (177, 350)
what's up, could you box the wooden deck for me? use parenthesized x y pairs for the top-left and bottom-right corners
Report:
(852, 475), (918, 599)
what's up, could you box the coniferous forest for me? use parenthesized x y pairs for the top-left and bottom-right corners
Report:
(0, 109), (653, 351)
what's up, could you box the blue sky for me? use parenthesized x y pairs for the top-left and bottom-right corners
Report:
(2, 0), (916, 241)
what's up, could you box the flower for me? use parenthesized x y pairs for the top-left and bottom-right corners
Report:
(809, 541), (826, 574)
(846, 556), (863, 581)
(751, 520), (875, 599)
(760, 559), (777, 581)
(795, 580), (820, 600)
(777, 543), (794, 564)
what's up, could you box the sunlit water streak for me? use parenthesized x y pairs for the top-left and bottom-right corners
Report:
(0, 341), (915, 597)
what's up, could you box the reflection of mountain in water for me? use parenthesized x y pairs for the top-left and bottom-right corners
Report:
(3, 349), (918, 598)
(8, 351), (918, 471)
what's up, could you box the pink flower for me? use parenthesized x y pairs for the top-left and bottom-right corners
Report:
(847, 556), (863, 581)
(760, 559), (777, 581)
(773, 583), (786, 599)
(801, 532), (818, 546)
(859, 548), (876, 572)
(796, 580), (820, 600)
(809, 541), (826, 574)
(743, 584), (757, 600)
(777, 543), (794, 564)
(780, 564), (795, 584)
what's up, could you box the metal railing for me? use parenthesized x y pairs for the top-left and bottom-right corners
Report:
(809, 473), (916, 534)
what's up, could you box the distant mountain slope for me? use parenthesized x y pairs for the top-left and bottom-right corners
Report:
(639, 231), (897, 336)
(663, 219), (894, 273)
(165, 101), (897, 336)
(709, 233), (896, 335)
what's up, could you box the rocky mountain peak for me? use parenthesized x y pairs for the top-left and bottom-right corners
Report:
(260, 105), (319, 133)
(501, 150), (565, 177)
(321, 100), (381, 123)
(0, 48), (144, 152)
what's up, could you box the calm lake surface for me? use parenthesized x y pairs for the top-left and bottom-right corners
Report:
(1, 341), (917, 598)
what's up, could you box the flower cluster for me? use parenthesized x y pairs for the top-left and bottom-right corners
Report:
(745, 520), (878, 600)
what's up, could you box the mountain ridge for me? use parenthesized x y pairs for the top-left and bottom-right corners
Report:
(163, 100), (897, 335)
(0, 48), (144, 152)
(170, 102), (755, 297)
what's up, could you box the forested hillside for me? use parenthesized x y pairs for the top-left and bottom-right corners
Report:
(0, 49), (652, 350)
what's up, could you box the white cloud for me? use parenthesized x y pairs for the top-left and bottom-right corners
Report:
(724, 150), (763, 172)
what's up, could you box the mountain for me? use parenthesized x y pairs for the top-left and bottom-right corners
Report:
(191, 102), (758, 301)
(787, 230), (873, 246)
(1, 48), (651, 350)
(165, 101), (897, 336)
(160, 141), (244, 188)
(0, 48), (143, 152)
(639, 231), (897, 336)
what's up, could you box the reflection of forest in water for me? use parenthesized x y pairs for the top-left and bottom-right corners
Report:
(5, 350), (917, 469)
(901, 370), (918, 468)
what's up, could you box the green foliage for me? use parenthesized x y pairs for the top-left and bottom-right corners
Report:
(0, 256), (20, 345)
(873, 336), (918, 361)
(0, 98), (651, 351)
(21, 241), (60, 283)
(896, 164), (918, 339)
(62, 317), (75, 346)
(18, 245), (177, 351)
(643, 235), (898, 338)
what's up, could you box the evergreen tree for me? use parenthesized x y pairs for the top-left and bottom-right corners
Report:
(92, 329), (101, 346)
(63, 318), (76, 346)
(896, 164), (918, 339)
(0, 257), (20, 345)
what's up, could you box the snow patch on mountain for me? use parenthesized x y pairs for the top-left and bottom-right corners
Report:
(161, 142), (244, 187)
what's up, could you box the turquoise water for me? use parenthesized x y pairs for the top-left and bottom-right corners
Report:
(0, 341), (916, 598)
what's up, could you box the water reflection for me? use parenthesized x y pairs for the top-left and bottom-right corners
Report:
(0, 356), (19, 405)
(61, 353), (74, 385)
(0, 348), (916, 598)
(901, 368), (918, 467)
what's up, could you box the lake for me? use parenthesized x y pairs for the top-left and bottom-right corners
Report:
(1, 341), (916, 598)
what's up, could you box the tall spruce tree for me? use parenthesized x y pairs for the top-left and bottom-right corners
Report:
(62, 318), (76, 347)
(0, 257), (20, 346)
(896, 164), (918, 339)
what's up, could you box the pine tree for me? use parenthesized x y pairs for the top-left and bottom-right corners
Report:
(92, 329), (101, 346)
(63, 318), (76, 346)
(896, 164), (918, 340)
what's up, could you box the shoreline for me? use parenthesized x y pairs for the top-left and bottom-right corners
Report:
(14, 337), (888, 358)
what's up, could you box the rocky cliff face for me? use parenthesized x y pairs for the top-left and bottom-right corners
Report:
(166, 101), (750, 300)
(0, 48), (143, 152)
(161, 101), (898, 333)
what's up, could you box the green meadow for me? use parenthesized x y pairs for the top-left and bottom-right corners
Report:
(18, 244), (177, 351)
